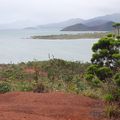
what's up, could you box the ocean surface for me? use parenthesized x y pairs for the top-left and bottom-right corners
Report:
(0, 29), (98, 63)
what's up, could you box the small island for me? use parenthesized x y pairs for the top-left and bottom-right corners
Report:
(31, 32), (108, 40)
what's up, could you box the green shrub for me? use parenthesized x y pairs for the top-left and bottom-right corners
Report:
(87, 65), (98, 75)
(103, 93), (114, 103)
(91, 78), (101, 87)
(0, 67), (25, 80)
(116, 35), (120, 40)
(85, 74), (101, 87)
(96, 67), (113, 81)
(114, 73), (120, 87)
(66, 83), (77, 93)
(82, 88), (102, 99)
(33, 83), (48, 93)
(76, 81), (86, 92)
(0, 82), (11, 93)
(85, 74), (94, 81)
(107, 33), (114, 38)
(17, 82), (33, 92)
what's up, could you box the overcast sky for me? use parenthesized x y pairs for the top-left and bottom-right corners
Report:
(0, 0), (120, 24)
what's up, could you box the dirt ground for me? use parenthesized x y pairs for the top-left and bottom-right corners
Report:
(0, 92), (107, 120)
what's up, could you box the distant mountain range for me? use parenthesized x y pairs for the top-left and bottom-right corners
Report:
(61, 13), (120, 31)
(84, 13), (120, 24)
(0, 13), (120, 30)
(33, 13), (120, 31)
(61, 21), (114, 31)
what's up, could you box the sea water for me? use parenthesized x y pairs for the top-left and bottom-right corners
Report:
(0, 29), (98, 63)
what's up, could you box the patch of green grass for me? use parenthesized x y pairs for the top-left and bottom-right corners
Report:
(81, 87), (102, 99)
(0, 82), (11, 93)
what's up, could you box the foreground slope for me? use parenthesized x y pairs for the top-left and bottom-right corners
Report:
(0, 92), (107, 120)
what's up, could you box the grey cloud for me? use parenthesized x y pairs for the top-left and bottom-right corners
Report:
(0, 0), (119, 24)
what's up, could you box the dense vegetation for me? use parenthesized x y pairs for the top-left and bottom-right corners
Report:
(0, 60), (90, 93)
(0, 23), (119, 119)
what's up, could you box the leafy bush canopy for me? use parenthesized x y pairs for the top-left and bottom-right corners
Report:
(0, 82), (11, 93)
(87, 33), (120, 82)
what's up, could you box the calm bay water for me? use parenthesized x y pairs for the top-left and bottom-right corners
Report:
(0, 29), (98, 63)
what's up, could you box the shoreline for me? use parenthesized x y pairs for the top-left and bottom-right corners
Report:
(31, 32), (108, 40)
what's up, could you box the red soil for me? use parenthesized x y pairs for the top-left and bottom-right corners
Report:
(0, 92), (107, 120)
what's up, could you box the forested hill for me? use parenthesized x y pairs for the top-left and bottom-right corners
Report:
(61, 21), (114, 31)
